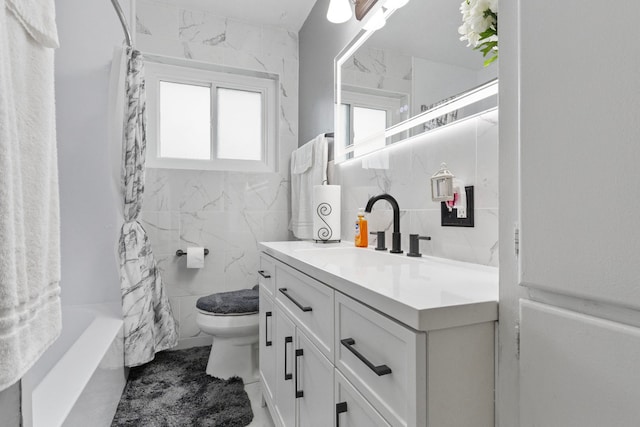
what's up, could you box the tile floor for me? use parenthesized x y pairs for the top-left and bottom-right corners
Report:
(245, 382), (275, 427)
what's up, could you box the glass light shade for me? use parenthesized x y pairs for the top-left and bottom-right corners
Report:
(327, 0), (353, 24)
(363, 9), (386, 30)
(385, 0), (410, 9)
(431, 163), (455, 202)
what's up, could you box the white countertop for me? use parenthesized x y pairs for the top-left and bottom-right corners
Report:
(259, 241), (498, 331)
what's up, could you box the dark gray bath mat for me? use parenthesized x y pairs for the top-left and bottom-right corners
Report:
(111, 346), (253, 427)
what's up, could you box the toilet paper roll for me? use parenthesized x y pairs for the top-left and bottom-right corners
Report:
(186, 247), (205, 269)
(313, 185), (341, 242)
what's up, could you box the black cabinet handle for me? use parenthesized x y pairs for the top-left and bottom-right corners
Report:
(336, 402), (348, 427)
(265, 312), (272, 347)
(295, 348), (304, 398)
(258, 270), (271, 279)
(284, 336), (293, 380)
(340, 338), (392, 376)
(279, 288), (312, 312)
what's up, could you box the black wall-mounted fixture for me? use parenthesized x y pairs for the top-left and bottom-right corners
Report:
(176, 249), (209, 256)
(441, 186), (474, 227)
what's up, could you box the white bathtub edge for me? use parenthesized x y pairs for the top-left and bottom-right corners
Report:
(32, 314), (123, 427)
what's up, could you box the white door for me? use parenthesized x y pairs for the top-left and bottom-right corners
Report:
(513, 0), (640, 425)
(296, 331), (333, 427)
(274, 307), (296, 427)
(259, 286), (276, 405)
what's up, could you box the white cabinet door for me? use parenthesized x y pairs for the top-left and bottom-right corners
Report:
(335, 292), (426, 427)
(520, 300), (640, 426)
(259, 285), (276, 407)
(274, 307), (296, 427)
(518, 0), (640, 310)
(334, 370), (390, 427)
(296, 331), (333, 427)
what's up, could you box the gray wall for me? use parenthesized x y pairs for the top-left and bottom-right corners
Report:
(298, 0), (360, 146)
(0, 383), (20, 427)
(55, 0), (131, 306)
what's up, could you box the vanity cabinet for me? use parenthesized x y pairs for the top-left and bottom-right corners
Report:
(259, 260), (334, 427)
(259, 244), (497, 427)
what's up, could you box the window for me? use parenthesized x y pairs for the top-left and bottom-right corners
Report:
(145, 59), (278, 172)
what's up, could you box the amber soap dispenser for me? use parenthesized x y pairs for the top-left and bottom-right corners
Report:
(355, 208), (368, 247)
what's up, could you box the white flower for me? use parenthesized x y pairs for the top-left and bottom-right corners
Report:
(458, 0), (498, 48)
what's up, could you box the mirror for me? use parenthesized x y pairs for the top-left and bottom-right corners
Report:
(335, 0), (498, 162)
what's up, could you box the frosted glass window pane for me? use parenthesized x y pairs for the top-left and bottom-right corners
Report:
(217, 88), (262, 161)
(159, 81), (211, 160)
(353, 106), (386, 157)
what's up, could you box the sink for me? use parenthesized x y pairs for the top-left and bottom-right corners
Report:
(294, 246), (413, 267)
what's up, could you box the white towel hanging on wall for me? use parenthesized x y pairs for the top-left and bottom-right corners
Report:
(290, 134), (328, 239)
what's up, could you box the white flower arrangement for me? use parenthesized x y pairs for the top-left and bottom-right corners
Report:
(458, 0), (498, 66)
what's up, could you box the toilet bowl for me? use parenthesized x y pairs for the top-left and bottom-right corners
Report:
(196, 309), (260, 384)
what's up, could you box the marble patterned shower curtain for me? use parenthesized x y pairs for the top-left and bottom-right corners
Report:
(118, 48), (178, 367)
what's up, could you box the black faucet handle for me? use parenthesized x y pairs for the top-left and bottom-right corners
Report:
(369, 231), (387, 251)
(407, 234), (431, 257)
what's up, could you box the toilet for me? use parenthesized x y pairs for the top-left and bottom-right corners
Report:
(195, 287), (260, 384)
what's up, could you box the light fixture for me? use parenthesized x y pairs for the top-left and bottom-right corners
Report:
(334, 80), (498, 164)
(363, 9), (386, 30)
(384, 0), (409, 8)
(431, 163), (455, 202)
(327, 0), (353, 24)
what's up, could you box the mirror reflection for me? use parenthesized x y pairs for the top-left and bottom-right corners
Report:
(337, 0), (498, 160)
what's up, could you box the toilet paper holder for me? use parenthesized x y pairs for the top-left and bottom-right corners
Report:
(176, 249), (209, 257)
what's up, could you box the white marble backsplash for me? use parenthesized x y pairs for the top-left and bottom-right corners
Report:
(334, 109), (499, 267)
(136, 0), (297, 346)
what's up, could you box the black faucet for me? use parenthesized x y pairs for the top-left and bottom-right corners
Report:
(364, 194), (403, 254)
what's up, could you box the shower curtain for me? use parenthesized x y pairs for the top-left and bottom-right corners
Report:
(118, 48), (178, 367)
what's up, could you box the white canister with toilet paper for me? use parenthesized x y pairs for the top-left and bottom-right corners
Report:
(313, 185), (341, 242)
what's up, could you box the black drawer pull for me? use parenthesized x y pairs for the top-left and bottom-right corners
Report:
(284, 336), (293, 380)
(340, 338), (392, 376)
(336, 402), (348, 427)
(279, 288), (312, 312)
(265, 311), (272, 347)
(295, 348), (304, 398)
(258, 270), (271, 279)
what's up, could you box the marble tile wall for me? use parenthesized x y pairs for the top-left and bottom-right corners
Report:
(136, 1), (298, 347)
(334, 109), (499, 267)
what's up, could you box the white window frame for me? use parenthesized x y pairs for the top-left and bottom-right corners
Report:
(340, 89), (406, 158)
(145, 60), (278, 172)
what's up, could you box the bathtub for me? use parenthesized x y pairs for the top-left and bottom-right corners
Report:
(21, 303), (127, 427)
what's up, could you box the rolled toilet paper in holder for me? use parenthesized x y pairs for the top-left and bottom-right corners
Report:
(313, 185), (341, 243)
(176, 248), (209, 269)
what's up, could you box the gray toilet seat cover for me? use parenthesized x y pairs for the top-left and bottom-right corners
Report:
(196, 285), (259, 314)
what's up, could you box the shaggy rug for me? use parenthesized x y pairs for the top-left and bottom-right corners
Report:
(111, 346), (254, 427)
